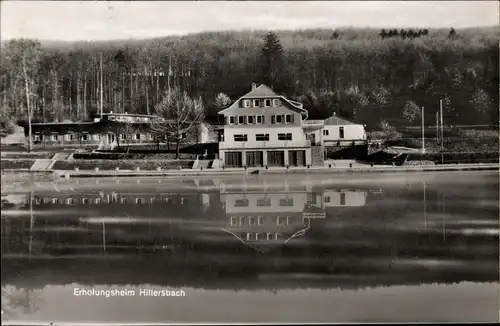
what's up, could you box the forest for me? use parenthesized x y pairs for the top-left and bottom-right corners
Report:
(0, 26), (498, 134)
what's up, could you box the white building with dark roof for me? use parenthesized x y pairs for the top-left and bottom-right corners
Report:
(312, 113), (367, 148)
(217, 83), (325, 168)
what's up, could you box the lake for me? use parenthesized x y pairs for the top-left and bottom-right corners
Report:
(1, 171), (499, 323)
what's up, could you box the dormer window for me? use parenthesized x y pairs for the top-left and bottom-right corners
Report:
(253, 99), (259, 107)
(238, 116), (245, 124)
(273, 99), (281, 107)
(228, 116), (235, 124)
(265, 99), (271, 107)
(244, 100), (251, 108)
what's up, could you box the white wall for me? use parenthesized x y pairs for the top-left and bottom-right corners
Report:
(222, 192), (308, 214)
(323, 190), (367, 207)
(317, 124), (366, 142)
(221, 126), (308, 149)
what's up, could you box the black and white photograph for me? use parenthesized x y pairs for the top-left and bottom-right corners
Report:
(1, 0), (499, 324)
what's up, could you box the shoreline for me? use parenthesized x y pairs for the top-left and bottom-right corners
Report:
(2, 163), (498, 179)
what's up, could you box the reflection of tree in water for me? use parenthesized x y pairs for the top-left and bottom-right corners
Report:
(1, 285), (43, 319)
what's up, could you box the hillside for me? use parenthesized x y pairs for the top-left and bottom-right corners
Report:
(1, 27), (498, 129)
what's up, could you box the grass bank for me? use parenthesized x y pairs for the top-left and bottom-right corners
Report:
(0, 159), (35, 170)
(51, 159), (195, 171)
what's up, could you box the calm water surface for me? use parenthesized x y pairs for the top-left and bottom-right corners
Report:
(1, 171), (499, 323)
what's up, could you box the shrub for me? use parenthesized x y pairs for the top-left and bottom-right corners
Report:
(1, 159), (35, 170)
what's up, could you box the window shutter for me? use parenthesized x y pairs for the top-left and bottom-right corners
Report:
(271, 116), (275, 124)
(291, 115), (294, 123)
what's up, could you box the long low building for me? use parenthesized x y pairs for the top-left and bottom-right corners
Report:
(21, 112), (213, 149)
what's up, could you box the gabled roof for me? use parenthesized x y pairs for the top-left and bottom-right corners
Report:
(324, 115), (359, 126)
(218, 84), (307, 116)
(241, 84), (281, 98)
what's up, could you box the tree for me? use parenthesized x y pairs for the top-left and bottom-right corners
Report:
(214, 92), (231, 112)
(379, 29), (387, 39)
(379, 119), (402, 143)
(150, 88), (205, 159)
(469, 88), (493, 115)
(2, 39), (42, 151)
(0, 111), (16, 138)
(448, 28), (457, 39)
(402, 100), (421, 123)
(260, 31), (284, 89)
(371, 87), (391, 105)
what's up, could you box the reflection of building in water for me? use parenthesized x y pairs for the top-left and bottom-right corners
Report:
(1, 180), (370, 256)
(218, 180), (368, 251)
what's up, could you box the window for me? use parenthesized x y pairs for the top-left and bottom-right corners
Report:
(323, 129), (329, 136)
(273, 99), (281, 106)
(248, 115), (255, 124)
(231, 217), (238, 226)
(279, 198), (294, 206)
(277, 216), (286, 225)
(239, 216), (245, 225)
(258, 216), (263, 225)
(235, 199), (249, 207)
(255, 134), (269, 141)
(339, 127), (345, 139)
(238, 116), (245, 124)
(285, 114), (294, 123)
(229, 116), (235, 124)
(120, 198), (127, 204)
(81, 134), (89, 141)
(256, 115), (264, 124)
(253, 99), (259, 107)
(257, 198), (271, 206)
(234, 134), (248, 142)
(340, 193), (346, 205)
(246, 233), (254, 241)
(34, 134), (40, 141)
(148, 134), (154, 140)
(244, 100), (251, 108)
(325, 196), (331, 203)
(120, 134), (126, 140)
(64, 134), (74, 141)
(275, 233), (283, 240)
(134, 134), (141, 140)
(265, 99), (271, 107)
(93, 134), (101, 141)
(249, 217), (256, 225)
(276, 115), (283, 124)
(267, 233), (273, 240)
(278, 133), (292, 141)
(51, 134), (58, 141)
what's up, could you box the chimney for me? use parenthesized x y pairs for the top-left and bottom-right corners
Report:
(252, 83), (257, 90)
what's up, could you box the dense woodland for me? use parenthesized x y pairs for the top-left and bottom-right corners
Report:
(0, 27), (498, 134)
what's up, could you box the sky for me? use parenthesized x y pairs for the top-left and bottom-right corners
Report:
(1, 1), (498, 41)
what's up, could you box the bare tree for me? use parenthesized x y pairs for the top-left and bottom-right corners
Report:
(150, 88), (205, 159)
(2, 40), (42, 151)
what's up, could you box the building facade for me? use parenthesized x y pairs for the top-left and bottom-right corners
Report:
(22, 112), (210, 149)
(217, 84), (325, 168)
(315, 114), (367, 147)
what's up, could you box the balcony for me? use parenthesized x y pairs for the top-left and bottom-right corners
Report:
(219, 139), (311, 150)
(301, 120), (324, 130)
